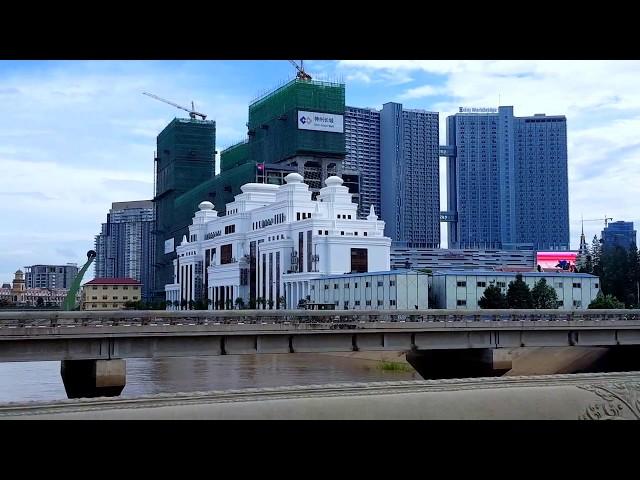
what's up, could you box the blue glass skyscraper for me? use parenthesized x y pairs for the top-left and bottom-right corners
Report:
(602, 221), (637, 251)
(447, 106), (569, 251)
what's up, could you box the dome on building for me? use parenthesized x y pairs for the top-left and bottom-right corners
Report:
(198, 201), (215, 211)
(324, 176), (344, 187)
(15, 269), (23, 275)
(284, 172), (304, 184)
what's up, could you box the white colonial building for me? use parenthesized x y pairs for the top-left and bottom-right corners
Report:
(165, 173), (391, 309)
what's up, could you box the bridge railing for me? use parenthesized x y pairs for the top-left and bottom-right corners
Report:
(0, 309), (639, 328)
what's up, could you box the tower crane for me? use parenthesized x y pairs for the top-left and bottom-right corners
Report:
(582, 215), (614, 228)
(289, 60), (312, 80)
(142, 92), (207, 120)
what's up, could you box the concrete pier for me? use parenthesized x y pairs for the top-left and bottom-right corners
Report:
(60, 359), (126, 399)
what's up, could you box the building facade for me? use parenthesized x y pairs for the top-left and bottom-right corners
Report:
(380, 103), (440, 248)
(165, 173), (391, 310)
(153, 118), (217, 301)
(24, 264), (78, 289)
(308, 270), (429, 310)
(344, 106), (381, 219)
(446, 106), (569, 251)
(431, 270), (599, 310)
(390, 247), (535, 272)
(95, 200), (155, 301)
(602, 221), (636, 252)
(82, 277), (142, 310)
(0, 270), (70, 307)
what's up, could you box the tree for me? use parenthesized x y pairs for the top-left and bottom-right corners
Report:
(531, 278), (559, 309)
(267, 299), (274, 309)
(591, 235), (603, 278)
(173, 300), (180, 308)
(588, 292), (625, 309)
(478, 284), (508, 309)
(225, 298), (233, 310)
(234, 297), (245, 309)
(207, 298), (212, 309)
(188, 299), (195, 310)
(248, 297), (257, 309)
(277, 296), (287, 309)
(36, 297), (44, 308)
(180, 298), (187, 310)
(506, 274), (533, 309)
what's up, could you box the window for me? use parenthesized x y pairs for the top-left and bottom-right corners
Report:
(457, 281), (467, 287)
(390, 280), (396, 286)
(335, 301), (339, 306)
(558, 301), (564, 306)
(324, 284), (329, 290)
(225, 224), (236, 235)
(344, 283), (349, 289)
(123, 296), (128, 300)
(497, 282), (506, 288)
(555, 282), (563, 288)
(573, 300), (582, 307)
(366, 300), (372, 306)
(221, 244), (233, 264)
(344, 301), (349, 308)
(341, 231), (344, 235)
(377, 300), (383, 306)
(102, 296), (107, 300)
(594, 283), (599, 289)
(297, 212), (301, 221)
(348, 215), (352, 219)
(133, 286), (139, 290)
(573, 282), (581, 288)
(390, 300), (396, 306)
(318, 230), (322, 235)
(351, 248), (368, 273)
(132, 296), (138, 300)
(355, 300), (361, 306)
(91, 296), (97, 300)
(377, 281), (383, 287)
(364, 232), (368, 236)
(477, 282), (486, 288)
(334, 284), (339, 289)
(92, 286), (97, 290)
(103, 286), (107, 290)
(354, 283), (358, 288)
(91, 304), (96, 308)
(112, 296), (118, 300)
(102, 304), (108, 308)
(457, 299), (467, 306)
(366, 282), (370, 288)
(123, 286), (128, 290)
(324, 230), (328, 235)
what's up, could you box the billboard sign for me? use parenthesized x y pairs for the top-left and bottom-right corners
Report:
(164, 238), (174, 254)
(297, 110), (344, 133)
(536, 251), (577, 272)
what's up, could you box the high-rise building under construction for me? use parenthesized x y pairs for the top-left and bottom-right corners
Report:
(152, 78), (351, 300)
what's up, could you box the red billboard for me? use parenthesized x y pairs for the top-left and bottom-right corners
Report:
(536, 251), (578, 272)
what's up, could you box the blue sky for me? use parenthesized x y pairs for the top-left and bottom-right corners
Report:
(1, 60), (639, 283)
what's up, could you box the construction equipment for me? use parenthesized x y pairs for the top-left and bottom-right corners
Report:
(583, 215), (614, 228)
(289, 60), (312, 81)
(142, 92), (207, 120)
(62, 250), (97, 311)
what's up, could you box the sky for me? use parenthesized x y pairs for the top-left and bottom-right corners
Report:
(0, 60), (638, 283)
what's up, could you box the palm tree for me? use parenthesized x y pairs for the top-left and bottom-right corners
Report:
(235, 297), (245, 309)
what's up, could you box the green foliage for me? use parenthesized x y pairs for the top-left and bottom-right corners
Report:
(234, 297), (245, 309)
(531, 278), (559, 309)
(378, 361), (413, 372)
(248, 297), (257, 309)
(506, 274), (533, 309)
(478, 284), (508, 309)
(588, 292), (625, 309)
(277, 296), (287, 309)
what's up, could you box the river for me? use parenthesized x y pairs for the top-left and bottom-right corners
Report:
(0, 354), (420, 403)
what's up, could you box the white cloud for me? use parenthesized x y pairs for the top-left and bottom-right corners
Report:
(399, 85), (442, 99)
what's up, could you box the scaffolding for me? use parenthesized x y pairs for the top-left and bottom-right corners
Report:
(220, 140), (250, 172)
(247, 79), (346, 165)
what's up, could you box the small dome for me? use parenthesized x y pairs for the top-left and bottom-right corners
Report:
(285, 172), (304, 184)
(325, 176), (344, 187)
(15, 269), (23, 275)
(241, 183), (279, 193)
(198, 201), (214, 211)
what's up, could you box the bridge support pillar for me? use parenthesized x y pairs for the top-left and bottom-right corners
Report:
(406, 349), (510, 380)
(60, 359), (126, 399)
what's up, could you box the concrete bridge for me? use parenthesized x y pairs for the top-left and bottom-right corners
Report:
(1, 309), (639, 398)
(1, 372), (639, 420)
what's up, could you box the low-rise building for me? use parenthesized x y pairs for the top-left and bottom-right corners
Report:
(308, 270), (428, 310)
(0, 270), (73, 308)
(430, 270), (600, 310)
(82, 278), (142, 310)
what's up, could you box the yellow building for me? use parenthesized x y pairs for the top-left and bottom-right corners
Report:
(82, 278), (142, 310)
